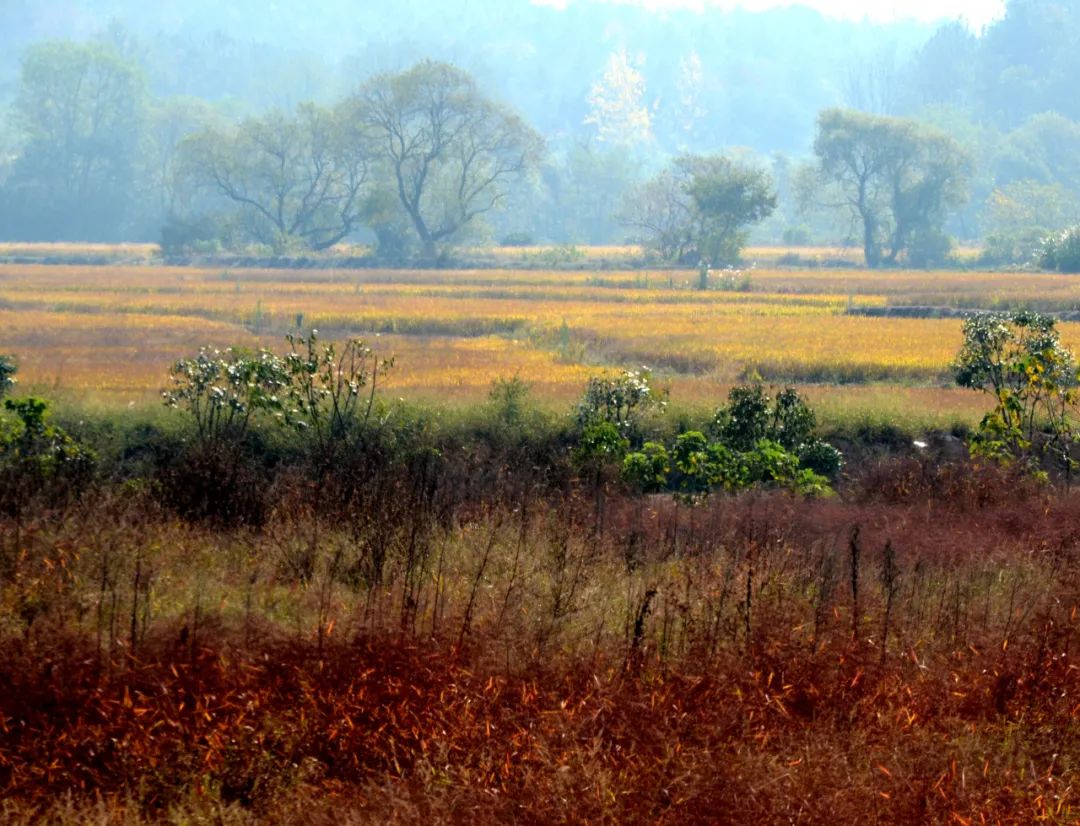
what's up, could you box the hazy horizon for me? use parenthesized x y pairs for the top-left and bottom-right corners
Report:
(532, 0), (1007, 29)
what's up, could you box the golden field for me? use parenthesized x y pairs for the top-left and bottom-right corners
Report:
(0, 258), (1072, 425)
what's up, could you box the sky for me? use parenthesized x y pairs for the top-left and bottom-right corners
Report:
(533, 0), (1007, 29)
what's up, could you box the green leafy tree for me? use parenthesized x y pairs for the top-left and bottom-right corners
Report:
(573, 420), (629, 535)
(953, 311), (1078, 478)
(808, 108), (970, 267)
(621, 154), (776, 265)
(714, 384), (843, 478)
(2, 40), (146, 240)
(352, 60), (545, 259)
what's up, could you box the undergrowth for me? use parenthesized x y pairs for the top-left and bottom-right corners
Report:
(1, 457), (1079, 823)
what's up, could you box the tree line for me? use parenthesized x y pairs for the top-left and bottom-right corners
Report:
(0, 35), (983, 268)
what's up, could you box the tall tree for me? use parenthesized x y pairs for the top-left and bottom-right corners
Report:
(352, 60), (544, 259)
(3, 40), (146, 240)
(585, 48), (653, 148)
(177, 102), (372, 251)
(808, 108), (970, 267)
(621, 154), (776, 265)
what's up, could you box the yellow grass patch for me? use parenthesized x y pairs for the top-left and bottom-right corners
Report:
(1, 261), (1070, 427)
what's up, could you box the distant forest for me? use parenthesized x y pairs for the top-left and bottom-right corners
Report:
(2, 0), (1080, 254)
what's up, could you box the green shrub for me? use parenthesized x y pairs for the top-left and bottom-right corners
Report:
(797, 440), (844, 478)
(980, 227), (1047, 267)
(621, 442), (670, 493)
(954, 310), (1078, 476)
(499, 232), (535, 247)
(0, 396), (96, 513)
(0, 355), (15, 400)
(576, 368), (665, 442)
(905, 228), (953, 268)
(1039, 225), (1080, 273)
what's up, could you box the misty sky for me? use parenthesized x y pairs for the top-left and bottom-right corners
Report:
(535, 0), (1007, 28)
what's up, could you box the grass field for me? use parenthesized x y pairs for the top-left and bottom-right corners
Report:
(7, 250), (1080, 824)
(3, 258), (1074, 427)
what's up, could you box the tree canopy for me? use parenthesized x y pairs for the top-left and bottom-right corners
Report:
(621, 154), (776, 265)
(808, 108), (971, 267)
(351, 61), (544, 259)
(2, 40), (146, 240)
(177, 103), (373, 252)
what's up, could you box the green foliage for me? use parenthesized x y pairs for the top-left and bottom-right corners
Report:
(620, 441), (670, 493)
(282, 330), (392, 460)
(671, 431), (742, 493)
(641, 384), (844, 497)
(1038, 225), (1080, 273)
(576, 368), (665, 440)
(980, 227), (1049, 267)
(743, 437), (800, 485)
(0, 355), (16, 400)
(810, 108), (970, 268)
(660, 385), (840, 497)
(160, 214), (226, 259)
(953, 311), (1078, 475)
(797, 439), (845, 478)
(162, 346), (293, 444)
(621, 154), (776, 265)
(488, 375), (532, 429)
(714, 384), (818, 453)
(0, 396), (96, 510)
(573, 421), (629, 476)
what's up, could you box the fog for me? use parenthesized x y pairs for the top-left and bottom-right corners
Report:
(1, 0), (1078, 260)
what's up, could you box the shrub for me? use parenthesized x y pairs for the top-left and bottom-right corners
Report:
(621, 441), (670, 493)
(282, 330), (393, 466)
(980, 227), (1047, 267)
(1038, 225), (1080, 272)
(782, 225), (812, 246)
(905, 227), (953, 268)
(954, 310), (1079, 477)
(576, 368), (665, 442)
(160, 214), (224, 259)
(0, 396), (96, 513)
(714, 384), (815, 452)
(797, 439), (844, 478)
(0, 355), (15, 400)
(488, 375), (532, 429)
(162, 347), (295, 443)
(499, 232), (535, 247)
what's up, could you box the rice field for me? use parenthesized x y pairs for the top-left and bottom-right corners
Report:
(0, 258), (1071, 426)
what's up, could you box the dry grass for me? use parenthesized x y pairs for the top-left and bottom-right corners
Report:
(1, 463), (1079, 823)
(3, 260), (1073, 425)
